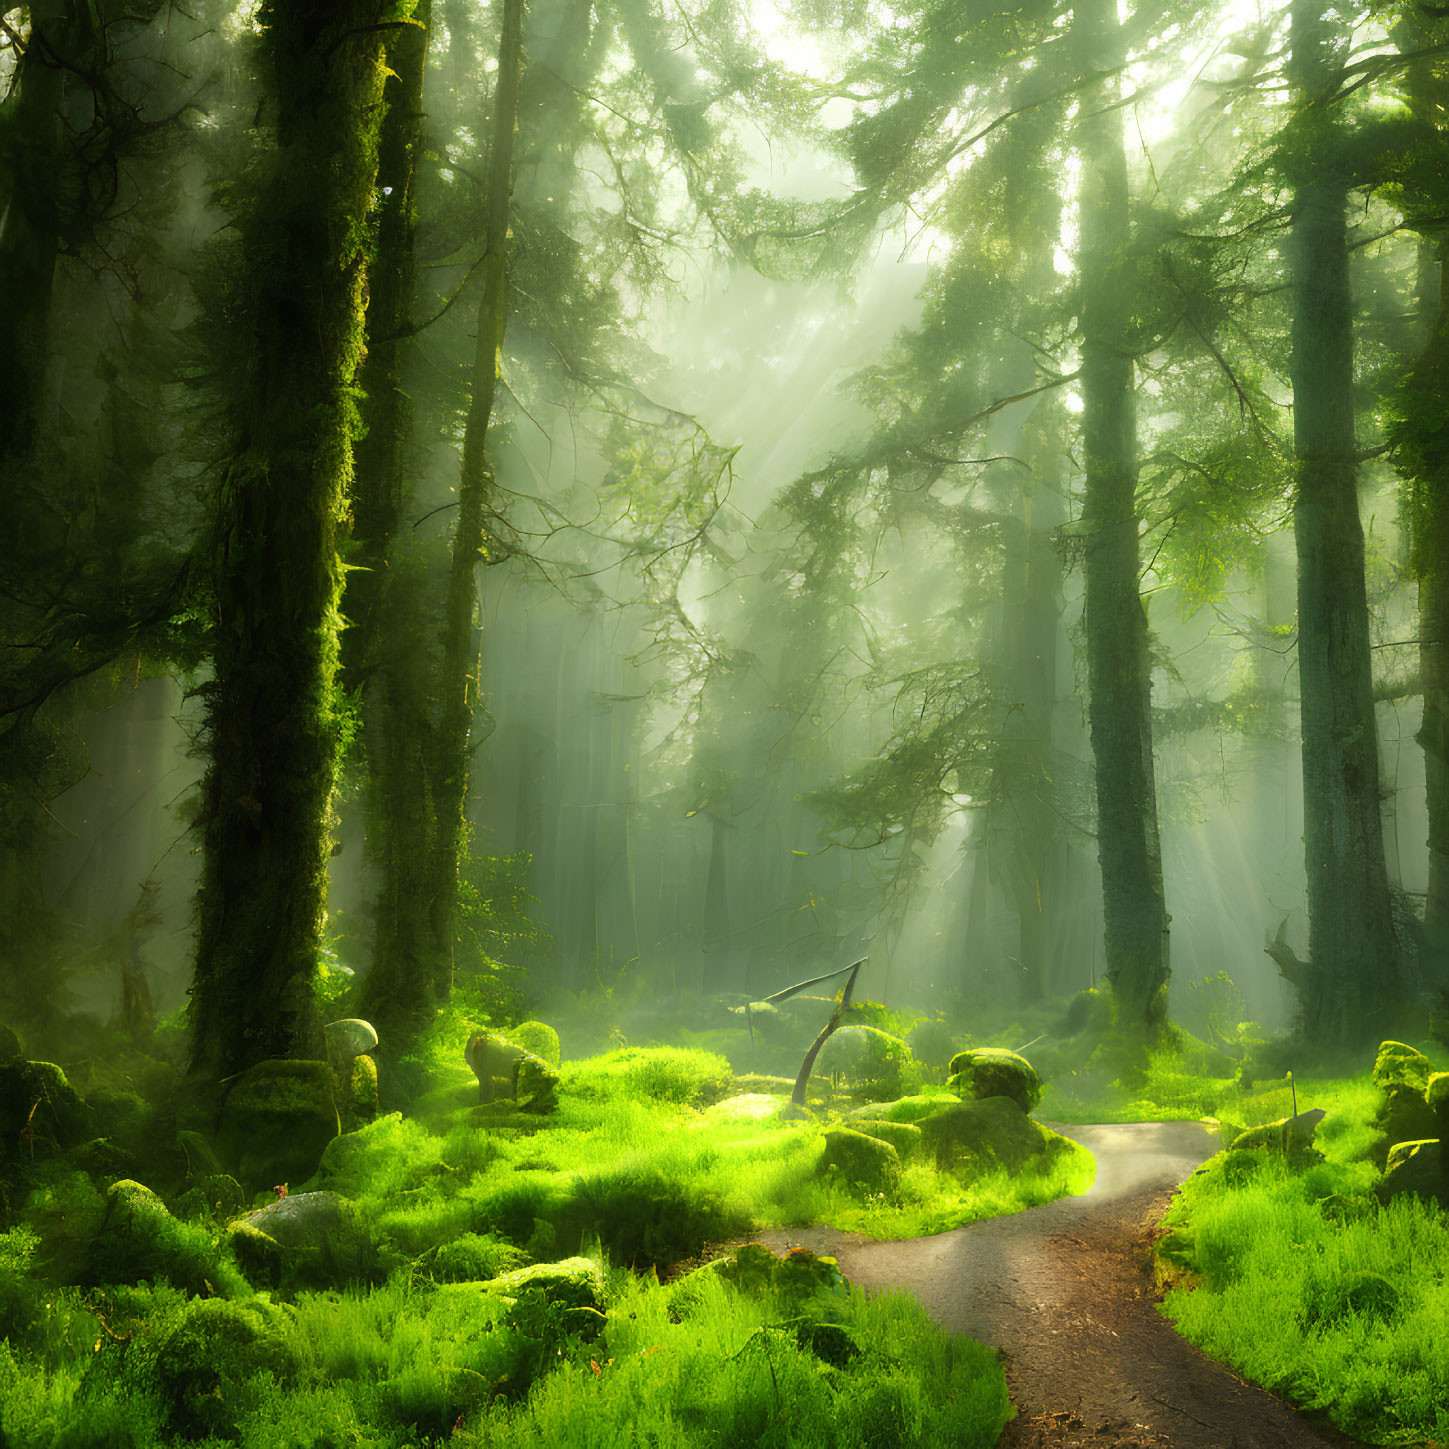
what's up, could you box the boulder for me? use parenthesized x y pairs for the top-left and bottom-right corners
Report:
(153, 1297), (303, 1439)
(476, 1256), (606, 1339)
(1376, 1138), (1449, 1210)
(843, 1094), (944, 1125)
(242, 1189), (347, 1247)
(1230, 1108), (1327, 1156)
(673, 1242), (847, 1307)
(324, 1018), (378, 1059)
(0, 1024), (23, 1063)
(1371, 1041), (1439, 1165)
(947, 1048), (1043, 1114)
(516, 1053), (559, 1113)
(1372, 1040), (1435, 1096)
(818, 1127), (902, 1196)
(845, 1119), (923, 1162)
(226, 1190), (369, 1290)
(0, 1060), (93, 1162)
(916, 1096), (1060, 1175)
(214, 1059), (338, 1191)
(84, 1178), (227, 1295)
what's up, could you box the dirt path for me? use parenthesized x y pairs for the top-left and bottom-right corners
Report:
(744, 1122), (1372, 1449)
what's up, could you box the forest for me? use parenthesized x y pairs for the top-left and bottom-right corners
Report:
(3, 0), (1449, 1443)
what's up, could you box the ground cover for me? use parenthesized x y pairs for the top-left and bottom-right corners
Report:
(1153, 1042), (1449, 1448)
(0, 1002), (1084, 1448)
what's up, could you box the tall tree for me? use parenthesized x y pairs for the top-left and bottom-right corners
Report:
(1075, 0), (1170, 1025)
(1389, 5), (1449, 1012)
(425, 0), (525, 1007)
(1283, 0), (1400, 1043)
(188, 0), (393, 1077)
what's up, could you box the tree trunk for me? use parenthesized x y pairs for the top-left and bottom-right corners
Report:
(425, 0), (525, 1003)
(188, 0), (391, 1078)
(340, 5), (439, 1050)
(0, 0), (72, 454)
(1415, 246), (1449, 990)
(1285, 0), (1400, 1045)
(1075, 0), (1169, 1026)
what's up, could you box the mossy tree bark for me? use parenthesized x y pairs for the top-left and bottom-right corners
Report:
(340, 6), (439, 1051)
(1075, 0), (1169, 1027)
(188, 0), (391, 1078)
(1284, 0), (1400, 1045)
(425, 0), (525, 1003)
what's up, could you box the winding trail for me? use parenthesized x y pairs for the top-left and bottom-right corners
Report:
(745, 1122), (1371, 1448)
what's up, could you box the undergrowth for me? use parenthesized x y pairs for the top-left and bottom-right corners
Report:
(1157, 1049), (1449, 1447)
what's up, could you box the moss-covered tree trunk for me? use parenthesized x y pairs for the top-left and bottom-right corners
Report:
(188, 0), (391, 1078)
(424, 0), (525, 1003)
(340, 7), (439, 1050)
(1285, 0), (1400, 1045)
(1075, 0), (1169, 1026)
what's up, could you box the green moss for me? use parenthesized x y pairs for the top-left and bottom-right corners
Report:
(510, 1021), (561, 1067)
(917, 1097), (1061, 1176)
(429, 1231), (528, 1283)
(819, 1127), (903, 1197)
(947, 1047), (1043, 1114)
(214, 1059), (339, 1192)
(84, 1178), (246, 1298)
(845, 1119), (924, 1161)
(153, 1297), (305, 1440)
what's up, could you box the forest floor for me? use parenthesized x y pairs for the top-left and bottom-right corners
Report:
(736, 1121), (1375, 1449)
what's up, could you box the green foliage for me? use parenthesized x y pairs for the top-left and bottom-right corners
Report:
(565, 1047), (734, 1108)
(428, 1231), (528, 1283)
(1161, 1143), (1449, 1445)
(153, 1297), (307, 1440)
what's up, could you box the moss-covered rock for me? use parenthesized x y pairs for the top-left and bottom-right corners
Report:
(84, 1179), (233, 1296)
(846, 1119), (924, 1162)
(0, 1023), (22, 1063)
(153, 1297), (304, 1439)
(844, 1094), (950, 1125)
(1230, 1108), (1326, 1158)
(71, 1137), (135, 1179)
(1427, 1072), (1449, 1133)
(214, 1059), (338, 1192)
(0, 1060), (93, 1161)
(916, 1096), (1060, 1176)
(818, 1127), (902, 1195)
(1371, 1043), (1439, 1164)
(1373, 1040), (1435, 1096)
(1376, 1138), (1449, 1210)
(226, 1189), (381, 1291)
(675, 1242), (847, 1306)
(340, 1053), (379, 1129)
(818, 1025), (921, 1099)
(1059, 988), (1113, 1038)
(511, 1020), (561, 1068)
(947, 1048), (1043, 1114)
(173, 1172), (247, 1221)
(323, 1018), (377, 1059)
(516, 1053), (559, 1113)
(480, 1256), (605, 1322)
